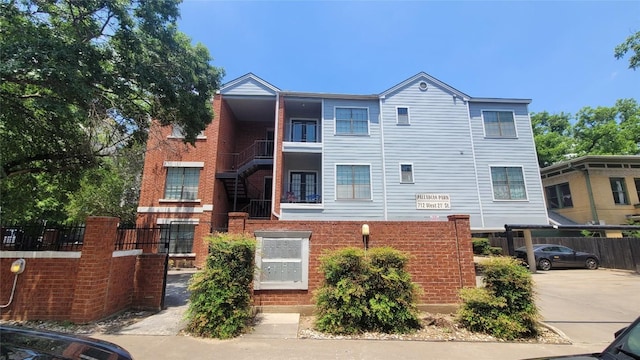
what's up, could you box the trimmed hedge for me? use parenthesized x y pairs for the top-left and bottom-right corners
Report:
(314, 247), (421, 335)
(457, 256), (539, 340)
(472, 237), (502, 256)
(185, 233), (256, 339)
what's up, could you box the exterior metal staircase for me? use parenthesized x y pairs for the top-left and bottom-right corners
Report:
(216, 140), (274, 214)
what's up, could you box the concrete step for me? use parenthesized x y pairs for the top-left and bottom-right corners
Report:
(243, 313), (300, 339)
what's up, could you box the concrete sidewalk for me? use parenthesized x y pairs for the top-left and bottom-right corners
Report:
(95, 334), (603, 360)
(103, 267), (625, 359)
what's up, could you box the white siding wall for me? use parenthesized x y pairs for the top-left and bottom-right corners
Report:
(381, 78), (483, 226)
(469, 102), (548, 229)
(278, 76), (548, 229)
(222, 78), (277, 96)
(284, 99), (385, 220)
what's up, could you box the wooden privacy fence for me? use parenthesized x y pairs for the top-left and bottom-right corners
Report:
(490, 237), (640, 272)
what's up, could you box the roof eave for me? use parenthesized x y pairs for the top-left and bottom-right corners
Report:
(280, 91), (379, 100)
(469, 97), (532, 104)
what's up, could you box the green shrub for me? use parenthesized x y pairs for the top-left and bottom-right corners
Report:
(472, 238), (489, 254)
(185, 233), (256, 339)
(472, 238), (504, 256)
(457, 256), (539, 340)
(315, 247), (421, 335)
(488, 246), (503, 256)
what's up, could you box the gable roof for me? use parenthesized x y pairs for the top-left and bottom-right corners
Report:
(379, 72), (470, 100)
(219, 71), (531, 104)
(219, 73), (280, 96)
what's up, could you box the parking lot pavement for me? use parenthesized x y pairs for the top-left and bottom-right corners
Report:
(533, 268), (640, 346)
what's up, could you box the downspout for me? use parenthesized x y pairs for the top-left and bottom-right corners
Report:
(271, 92), (281, 219)
(379, 97), (388, 220)
(578, 166), (599, 224)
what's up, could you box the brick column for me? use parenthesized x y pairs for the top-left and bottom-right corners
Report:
(448, 214), (476, 288)
(70, 217), (118, 323)
(228, 212), (248, 233)
(133, 254), (167, 311)
(273, 99), (286, 218)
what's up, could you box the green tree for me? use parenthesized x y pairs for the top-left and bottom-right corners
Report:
(530, 112), (573, 167)
(1, 0), (223, 222)
(0, 172), (77, 223)
(573, 99), (640, 156)
(65, 145), (144, 224)
(615, 30), (640, 70)
(0, 0), (223, 179)
(531, 99), (640, 168)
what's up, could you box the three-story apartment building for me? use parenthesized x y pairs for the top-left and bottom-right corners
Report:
(137, 72), (548, 264)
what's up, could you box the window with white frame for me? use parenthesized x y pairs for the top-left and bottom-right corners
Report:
(397, 107), (410, 125)
(170, 124), (205, 139)
(490, 166), (527, 200)
(483, 111), (516, 137)
(164, 167), (200, 200)
(400, 163), (414, 183)
(159, 223), (195, 254)
(254, 231), (311, 290)
(290, 119), (318, 142)
(336, 165), (371, 200)
(289, 172), (318, 202)
(335, 107), (368, 135)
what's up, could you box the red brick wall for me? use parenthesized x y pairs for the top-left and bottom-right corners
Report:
(229, 213), (475, 306)
(105, 255), (138, 315)
(0, 217), (167, 323)
(133, 254), (168, 310)
(0, 257), (80, 321)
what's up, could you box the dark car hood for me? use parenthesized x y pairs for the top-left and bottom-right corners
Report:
(523, 354), (601, 360)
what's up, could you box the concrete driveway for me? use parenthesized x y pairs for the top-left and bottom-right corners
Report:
(533, 268), (640, 347)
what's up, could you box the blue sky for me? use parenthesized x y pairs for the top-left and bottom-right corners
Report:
(178, 1), (639, 116)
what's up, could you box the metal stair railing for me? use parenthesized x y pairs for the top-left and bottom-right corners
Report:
(236, 140), (274, 171)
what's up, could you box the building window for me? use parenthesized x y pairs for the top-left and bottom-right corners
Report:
(400, 163), (414, 183)
(159, 223), (195, 254)
(397, 107), (410, 125)
(254, 231), (310, 290)
(491, 167), (527, 200)
(336, 108), (368, 135)
(170, 124), (205, 139)
(635, 178), (640, 204)
(610, 178), (629, 205)
(164, 167), (200, 200)
(289, 172), (318, 203)
(483, 111), (516, 137)
(291, 119), (317, 142)
(336, 165), (371, 200)
(545, 183), (573, 209)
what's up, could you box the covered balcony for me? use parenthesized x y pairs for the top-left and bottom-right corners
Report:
(281, 152), (322, 208)
(283, 98), (322, 153)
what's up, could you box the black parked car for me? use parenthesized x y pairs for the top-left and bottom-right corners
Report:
(515, 244), (599, 271)
(523, 315), (640, 359)
(0, 325), (134, 360)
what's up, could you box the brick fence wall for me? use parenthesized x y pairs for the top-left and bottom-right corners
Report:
(228, 213), (476, 307)
(0, 217), (167, 323)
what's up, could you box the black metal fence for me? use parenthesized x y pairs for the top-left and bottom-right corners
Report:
(1, 223), (85, 251)
(490, 236), (640, 271)
(115, 226), (168, 252)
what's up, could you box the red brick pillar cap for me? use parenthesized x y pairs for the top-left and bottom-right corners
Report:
(228, 212), (249, 219)
(447, 214), (470, 221)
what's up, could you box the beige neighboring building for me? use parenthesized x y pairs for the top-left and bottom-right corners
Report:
(540, 155), (640, 233)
